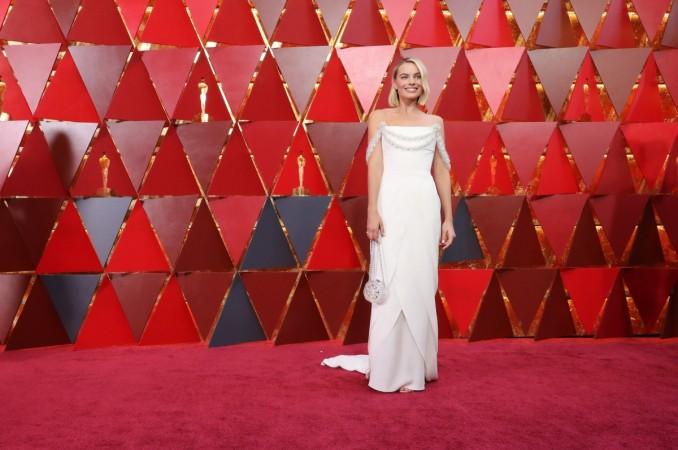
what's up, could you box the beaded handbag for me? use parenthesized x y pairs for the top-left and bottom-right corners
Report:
(363, 240), (387, 305)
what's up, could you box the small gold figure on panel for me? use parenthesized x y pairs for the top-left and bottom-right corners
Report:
(198, 78), (209, 122)
(0, 76), (8, 121)
(488, 152), (500, 195)
(292, 154), (308, 196)
(96, 154), (112, 196)
(580, 82), (592, 122)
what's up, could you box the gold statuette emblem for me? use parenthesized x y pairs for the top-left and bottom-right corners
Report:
(198, 79), (209, 122)
(0, 76), (7, 121)
(96, 154), (112, 196)
(292, 154), (309, 196)
(580, 81), (592, 122)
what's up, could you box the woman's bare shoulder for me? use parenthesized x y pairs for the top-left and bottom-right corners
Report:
(368, 108), (393, 119)
(425, 113), (444, 126)
(367, 108), (392, 126)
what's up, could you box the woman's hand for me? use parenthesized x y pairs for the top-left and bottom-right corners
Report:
(440, 220), (455, 249)
(366, 210), (385, 242)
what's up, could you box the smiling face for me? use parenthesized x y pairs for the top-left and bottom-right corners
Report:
(393, 62), (423, 103)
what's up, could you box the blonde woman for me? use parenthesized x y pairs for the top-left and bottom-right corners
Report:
(322, 58), (454, 393)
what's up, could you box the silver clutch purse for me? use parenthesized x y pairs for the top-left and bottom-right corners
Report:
(363, 240), (387, 305)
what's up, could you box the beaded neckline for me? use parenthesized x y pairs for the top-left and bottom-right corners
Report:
(366, 120), (451, 169)
(379, 121), (440, 129)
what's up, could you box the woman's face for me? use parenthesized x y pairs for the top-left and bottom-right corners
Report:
(394, 62), (422, 102)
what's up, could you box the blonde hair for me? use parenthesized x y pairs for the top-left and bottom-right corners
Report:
(388, 57), (430, 107)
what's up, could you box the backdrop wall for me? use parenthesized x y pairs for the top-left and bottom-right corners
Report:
(1, 0), (677, 350)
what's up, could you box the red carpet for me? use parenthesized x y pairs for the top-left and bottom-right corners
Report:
(1, 339), (677, 448)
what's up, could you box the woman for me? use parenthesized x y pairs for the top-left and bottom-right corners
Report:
(322, 57), (454, 393)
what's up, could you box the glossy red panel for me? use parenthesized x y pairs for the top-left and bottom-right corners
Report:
(175, 202), (233, 272)
(140, 276), (200, 345)
(75, 276), (136, 349)
(341, 0), (390, 46)
(404, 0), (453, 46)
(106, 202), (170, 272)
(241, 271), (298, 339)
(469, 274), (514, 341)
(274, 275), (329, 344)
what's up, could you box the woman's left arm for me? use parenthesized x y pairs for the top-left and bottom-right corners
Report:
(432, 117), (455, 249)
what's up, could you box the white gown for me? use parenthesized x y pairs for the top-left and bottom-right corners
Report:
(322, 121), (451, 392)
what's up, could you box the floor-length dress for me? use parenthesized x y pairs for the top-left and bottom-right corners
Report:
(322, 121), (451, 392)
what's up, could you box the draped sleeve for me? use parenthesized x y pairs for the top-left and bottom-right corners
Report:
(434, 124), (451, 169)
(365, 122), (385, 163)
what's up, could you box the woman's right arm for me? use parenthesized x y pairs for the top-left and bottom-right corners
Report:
(366, 111), (385, 242)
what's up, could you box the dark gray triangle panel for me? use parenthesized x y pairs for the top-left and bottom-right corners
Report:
(41, 274), (100, 342)
(75, 197), (132, 265)
(442, 197), (484, 263)
(209, 275), (266, 347)
(274, 196), (331, 264)
(241, 199), (297, 269)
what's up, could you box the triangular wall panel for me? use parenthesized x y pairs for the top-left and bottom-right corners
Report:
(272, 0), (327, 45)
(177, 121), (232, 191)
(69, 45), (130, 120)
(0, 275), (30, 344)
(111, 273), (167, 341)
(143, 196), (197, 267)
(210, 196), (266, 266)
(67, 0), (132, 44)
(70, 126), (136, 197)
(0, 123), (28, 182)
(140, 276), (201, 346)
(117, 0), (149, 39)
(341, 0), (390, 46)
(0, 52), (33, 119)
(210, 274), (266, 347)
(275, 275), (329, 344)
(0, 203), (34, 271)
(5, 278), (70, 350)
(272, 128), (329, 196)
(209, 45), (264, 116)
(178, 271), (233, 340)
(48, 0), (79, 37)
(173, 52), (230, 121)
(35, 50), (99, 121)
(106, 52), (167, 120)
(4, 43), (61, 114)
(37, 201), (102, 273)
(138, 0), (200, 46)
(208, 0), (263, 44)
(41, 274), (100, 342)
(0, 0), (64, 43)
(6, 198), (63, 266)
(175, 201), (233, 272)
(208, 127), (265, 196)
(106, 202), (170, 272)
(75, 276), (136, 349)
(139, 127), (200, 196)
(142, 48), (197, 118)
